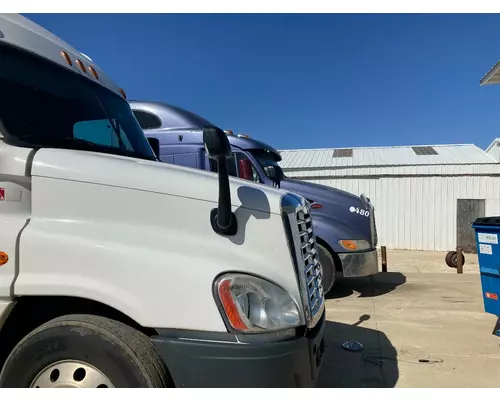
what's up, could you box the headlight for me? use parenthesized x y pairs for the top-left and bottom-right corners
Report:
(214, 273), (302, 333)
(338, 239), (371, 251)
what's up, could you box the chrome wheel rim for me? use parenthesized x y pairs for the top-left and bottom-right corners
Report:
(30, 360), (114, 388)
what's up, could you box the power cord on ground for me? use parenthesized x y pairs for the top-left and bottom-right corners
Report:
(363, 355), (444, 365)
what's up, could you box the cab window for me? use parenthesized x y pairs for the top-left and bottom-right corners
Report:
(73, 119), (134, 151)
(235, 153), (260, 183)
(209, 152), (260, 183)
(132, 110), (162, 130)
(209, 155), (238, 177)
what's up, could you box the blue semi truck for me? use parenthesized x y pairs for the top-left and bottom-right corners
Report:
(130, 100), (379, 294)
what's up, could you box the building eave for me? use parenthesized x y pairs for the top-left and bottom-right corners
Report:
(480, 60), (500, 86)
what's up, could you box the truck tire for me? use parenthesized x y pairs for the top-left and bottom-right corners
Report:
(317, 243), (336, 295)
(0, 314), (171, 388)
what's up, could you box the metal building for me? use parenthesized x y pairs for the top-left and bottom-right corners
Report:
(486, 139), (500, 161)
(279, 144), (500, 252)
(482, 62), (500, 163)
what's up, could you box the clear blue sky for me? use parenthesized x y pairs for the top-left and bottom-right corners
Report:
(24, 13), (500, 150)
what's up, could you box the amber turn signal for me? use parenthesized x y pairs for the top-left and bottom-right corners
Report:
(0, 252), (9, 266)
(339, 240), (358, 250)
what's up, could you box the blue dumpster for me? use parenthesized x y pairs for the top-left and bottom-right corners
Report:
(472, 217), (500, 337)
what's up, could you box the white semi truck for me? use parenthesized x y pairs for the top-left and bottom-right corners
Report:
(0, 14), (325, 387)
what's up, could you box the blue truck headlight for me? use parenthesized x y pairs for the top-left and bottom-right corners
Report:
(214, 273), (302, 333)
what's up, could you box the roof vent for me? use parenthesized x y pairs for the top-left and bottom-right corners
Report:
(412, 146), (438, 156)
(332, 148), (353, 158)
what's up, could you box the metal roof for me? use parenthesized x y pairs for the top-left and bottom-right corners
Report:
(279, 144), (498, 170)
(480, 60), (500, 86)
(486, 138), (500, 153)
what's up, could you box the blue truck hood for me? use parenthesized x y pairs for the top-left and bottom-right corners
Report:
(279, 178), (374, 246)
(280, 178), (364, 206)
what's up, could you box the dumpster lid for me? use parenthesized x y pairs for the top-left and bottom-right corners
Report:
(473, 217), (500, 226)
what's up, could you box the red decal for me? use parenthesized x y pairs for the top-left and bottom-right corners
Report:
(0, 188), (4, 201)
(486, 292), (499, 300)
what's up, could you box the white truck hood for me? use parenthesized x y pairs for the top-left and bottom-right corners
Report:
(30, 148), (288, 215)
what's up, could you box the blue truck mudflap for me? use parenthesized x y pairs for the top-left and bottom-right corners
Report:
(472, 217), (500, 336)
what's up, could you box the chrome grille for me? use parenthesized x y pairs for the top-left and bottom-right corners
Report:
(281, 194), (325, 328)
(296, 206), (324, 319)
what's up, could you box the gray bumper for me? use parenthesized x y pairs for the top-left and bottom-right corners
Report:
(338, 248), (378, 278)
(151, 312), (326, 388)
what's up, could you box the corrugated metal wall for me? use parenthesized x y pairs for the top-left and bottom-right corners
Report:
(297, 175), (500, 251)
(286, 163), (500, 178)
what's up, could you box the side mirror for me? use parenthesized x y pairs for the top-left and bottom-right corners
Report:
(265, 165), (284, 187)
(203, 126), (237, 236)
(147, 137), (160, 160)
(203, 126), (231, 159)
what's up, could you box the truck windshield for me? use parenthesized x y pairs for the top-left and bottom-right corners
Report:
(0, 44), (157, 161)
(250, 149), (285, 178)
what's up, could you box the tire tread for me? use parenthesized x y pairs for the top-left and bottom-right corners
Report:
(1, 314), (171, 388)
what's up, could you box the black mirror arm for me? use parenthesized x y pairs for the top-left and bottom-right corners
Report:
(202, 126), (238, 236)
(215, 157), (232, 229)
(210, 156), (238, 236)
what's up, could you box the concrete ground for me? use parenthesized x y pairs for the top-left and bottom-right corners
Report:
(317, 251), (500, 388)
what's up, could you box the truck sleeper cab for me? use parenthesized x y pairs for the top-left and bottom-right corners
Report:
(0, 14), (325, 388)
(130, 101), (379, 294)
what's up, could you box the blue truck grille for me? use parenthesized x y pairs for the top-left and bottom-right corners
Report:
(296, 206), (324, 320)
(361, 194), (378, 248)
(371, 207), (378, 247)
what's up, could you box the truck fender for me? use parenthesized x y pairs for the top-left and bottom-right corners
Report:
(311, 212), (363, 254)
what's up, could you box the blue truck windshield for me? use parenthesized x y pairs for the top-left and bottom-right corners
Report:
(250, 149), (285, 178)
(0, 44), (157, 161)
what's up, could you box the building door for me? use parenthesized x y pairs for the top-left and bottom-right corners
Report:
(456, 199), (485, 253)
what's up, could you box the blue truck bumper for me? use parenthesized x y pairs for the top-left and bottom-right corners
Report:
(339, 248), (378, 278)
